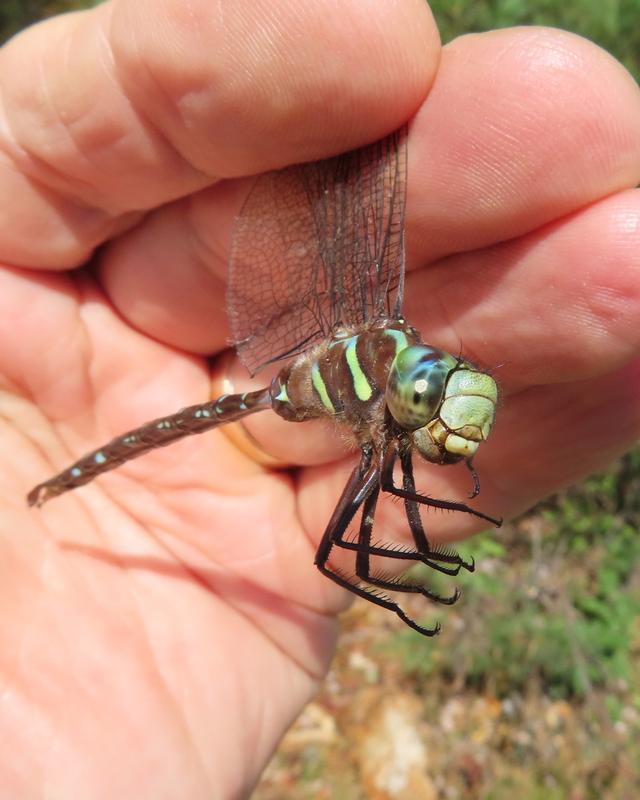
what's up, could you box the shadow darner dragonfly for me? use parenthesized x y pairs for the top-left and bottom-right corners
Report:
(28, 126), (500, 636)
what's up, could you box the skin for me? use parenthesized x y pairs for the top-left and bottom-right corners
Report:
(0, 0), (639, 796)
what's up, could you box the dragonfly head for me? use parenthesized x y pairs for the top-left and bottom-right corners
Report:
(386, 345), (498, 464)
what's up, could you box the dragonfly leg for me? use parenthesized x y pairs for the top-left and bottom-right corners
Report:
(398, 446), (476, 574)
(465, 458), (481, 499)
(337, 536), (466, 577)
(314, 449), (443, 635)
(381, 443), (503, 528)
(351, 444), (475, 575)
(350, 485), (460, 605)
(327, 448), (469, 578)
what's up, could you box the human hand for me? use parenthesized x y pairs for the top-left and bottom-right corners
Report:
(1, 1), (639, 797)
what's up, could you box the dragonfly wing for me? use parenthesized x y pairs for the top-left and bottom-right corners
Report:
(227, 126), (407, 375)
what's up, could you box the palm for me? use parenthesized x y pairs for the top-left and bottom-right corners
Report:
(1, 7), (639, 799)
(2, 265), (340, 795)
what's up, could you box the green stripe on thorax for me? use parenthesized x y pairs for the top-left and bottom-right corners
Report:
(343, 336), (373, 402)
(311, 361), (335, 413)
(382, 327), (410, 355)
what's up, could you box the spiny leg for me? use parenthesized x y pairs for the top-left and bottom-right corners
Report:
(359, 444), (474, 574)
(28, 389), (272, 506)
(334, 536), (465, 576)
(327, 447), (469, 577)
(381, 443), (503, 528)
(330, 473), (461, 600)
(349, 484), (460, 605)
(398, 446), (475, 574)
(314, 447), (376, 571)
(314, 449), (442, 636)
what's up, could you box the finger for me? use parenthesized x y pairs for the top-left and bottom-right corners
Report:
(406, 26), (640, 264)
(0, 0), (438, 268)
(403, 188), (640, 389)
(97, 183), (242, 354)
(488, 360), (640, 508)
(94, 26), (640, 354)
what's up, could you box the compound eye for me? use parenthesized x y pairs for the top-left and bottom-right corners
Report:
(386, 345), (457, 430)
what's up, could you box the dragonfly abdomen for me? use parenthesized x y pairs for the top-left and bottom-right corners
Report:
(27, 389), (271, 507)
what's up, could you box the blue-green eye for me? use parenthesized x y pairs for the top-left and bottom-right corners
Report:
(386, 345), (457, 430)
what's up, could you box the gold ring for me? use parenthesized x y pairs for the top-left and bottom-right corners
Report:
(210, 349), (289, 469)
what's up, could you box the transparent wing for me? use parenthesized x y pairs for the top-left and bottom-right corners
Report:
(227, 126), (407, 375)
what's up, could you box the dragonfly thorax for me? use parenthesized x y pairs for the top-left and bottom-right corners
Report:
(269, 320), (421, 432)
(386, 344), (498, 464)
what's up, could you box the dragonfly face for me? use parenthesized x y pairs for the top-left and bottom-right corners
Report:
(386, 344), (498, 464)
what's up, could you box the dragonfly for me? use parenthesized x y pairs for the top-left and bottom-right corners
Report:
(28, 126), (501, 636)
